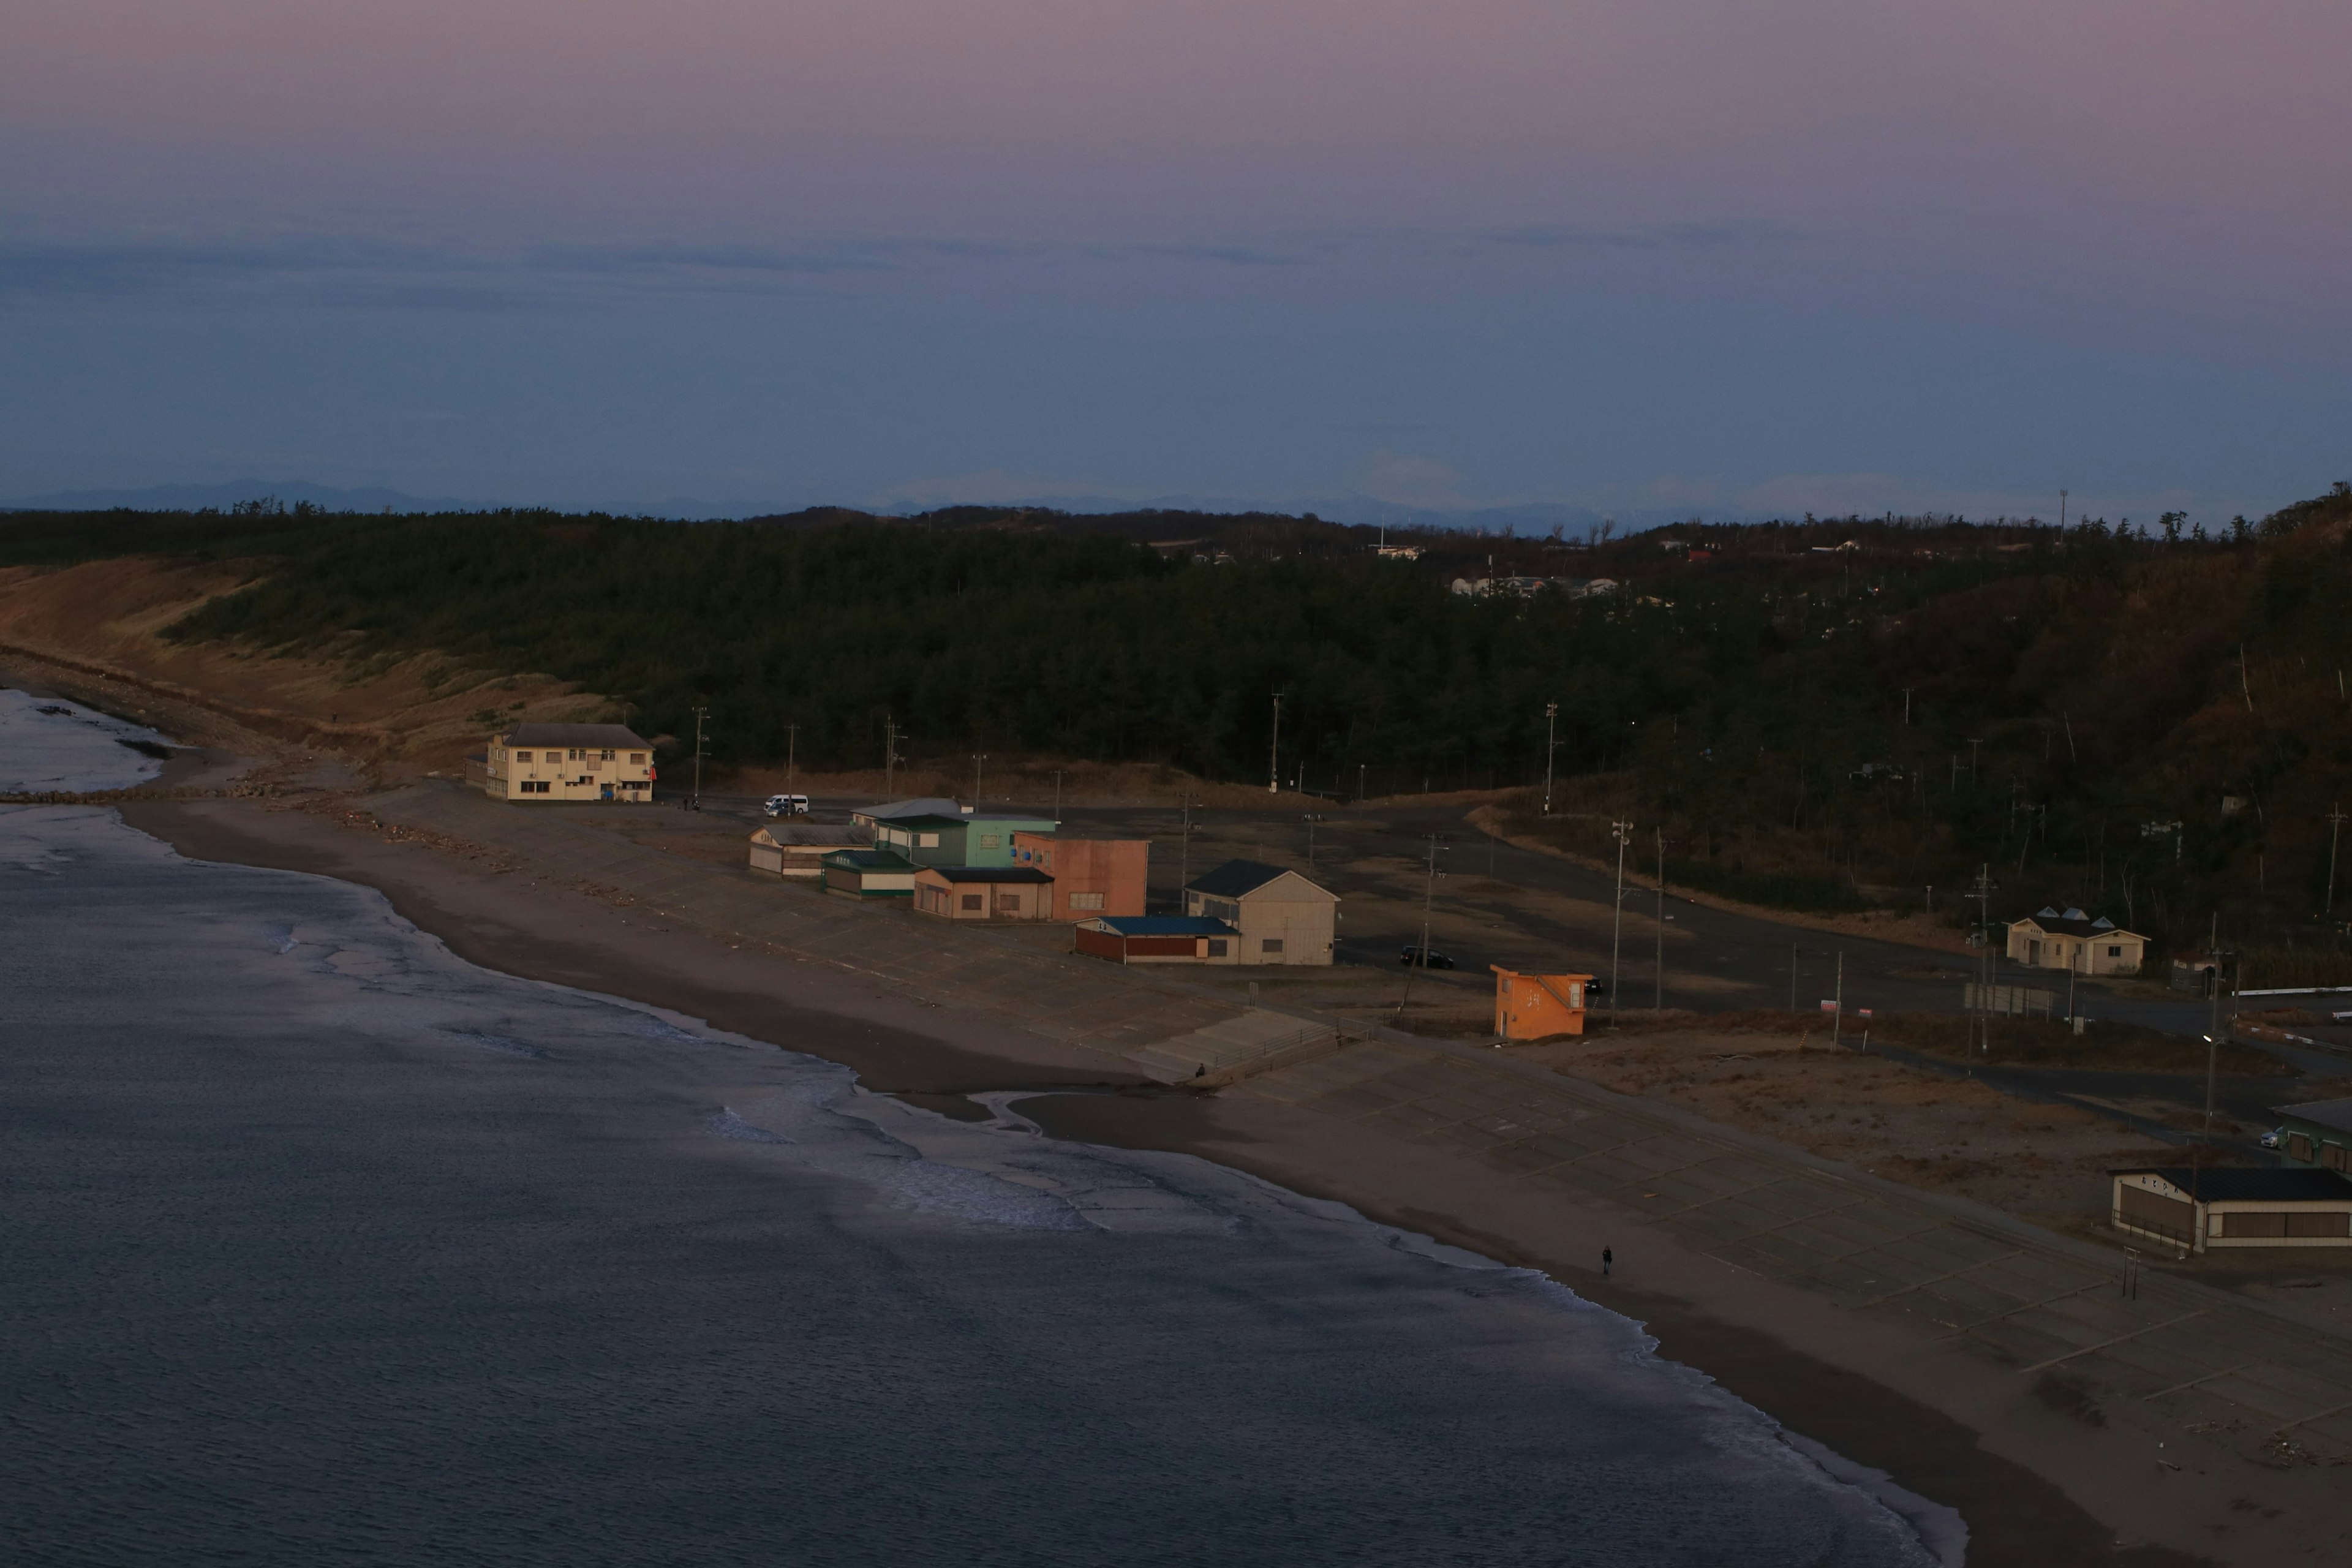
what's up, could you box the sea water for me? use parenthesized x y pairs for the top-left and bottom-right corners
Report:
(0, 698), (1945, 1566)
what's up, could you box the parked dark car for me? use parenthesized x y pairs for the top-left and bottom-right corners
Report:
(1398, 946), (1456, 970)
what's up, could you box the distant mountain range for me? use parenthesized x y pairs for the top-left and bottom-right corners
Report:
(0, 480), (472, 514)
(0, 478), (1692, 535)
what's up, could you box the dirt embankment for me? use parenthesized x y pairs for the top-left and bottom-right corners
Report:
(0, 557), (605, 777)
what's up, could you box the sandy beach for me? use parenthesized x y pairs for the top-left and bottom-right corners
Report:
(109, 783), (2329, 1567)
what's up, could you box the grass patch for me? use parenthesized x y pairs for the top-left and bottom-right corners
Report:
(1869, 1012), (2291, 1075)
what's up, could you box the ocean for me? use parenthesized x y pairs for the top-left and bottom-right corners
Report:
(1, 695), (1945, 1565)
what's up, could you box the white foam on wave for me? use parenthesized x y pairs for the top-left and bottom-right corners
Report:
(0, 688), (175, 794)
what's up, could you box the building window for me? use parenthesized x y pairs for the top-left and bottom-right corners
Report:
(996, 894), (1021, 911)
(961, 894), (984, 911)
(919, 833), (940, 848)
(600, 749), (616, 760)
(1069, 892), (1104, 911)
(979, 834), (999, 849)
(1262, 938), (1284, 954)
(1207, 938), (1228, 957)
(2287, 1133), (2314, 1162)
(514, 750), (533, 762)
(629, 752), (646, 763)
(2325, 1143), (2350, 1173)
(2108, 945), (2123, 958)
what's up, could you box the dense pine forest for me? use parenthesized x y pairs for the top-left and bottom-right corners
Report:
(7, 486), (2352, 959)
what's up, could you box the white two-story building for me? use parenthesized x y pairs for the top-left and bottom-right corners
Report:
(472, 723), (655, 803)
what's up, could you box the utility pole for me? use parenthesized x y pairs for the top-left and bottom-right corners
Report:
(1901, 688), (1912, 726)
(1054, 770), (1065, 820)
(1542, 702), (1559, 815)
(972, 752), (987, 804)
(1268, 692), (1282, 794)
(2060, 488), (2067, 530)
(1654, 828), (1666, 1012)
(1610, 820), (1633, 1024)
(1395, 835), (1445, 1022)
(2329, 803), (2346, 916)
(690, 705), (710, 810)
(1831, 952), (1844, 1047)
(1967, 737), (1983, 786)
(1177, 792), (1193, 902)
(1305, 814), (1323, 870)
(784, 725), (797, 793)
(1357, 762), (1367, 804)
(883, 717), (901, 796)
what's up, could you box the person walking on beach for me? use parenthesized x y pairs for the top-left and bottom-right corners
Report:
(1601, 1246), (1612, 1278)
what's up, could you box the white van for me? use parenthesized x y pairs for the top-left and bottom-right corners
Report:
(763, 794), (811, 817)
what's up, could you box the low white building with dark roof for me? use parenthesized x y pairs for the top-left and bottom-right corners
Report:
(2111, 1166), (2352, 1252)
(2005, 906), (2146, 976)
(473, 723), (655, 803)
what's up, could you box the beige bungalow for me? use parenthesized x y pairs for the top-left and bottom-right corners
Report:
(913, 865), (1055, 921)
(1182, 859), (1338, 966)
(473, 723), (655, 803)
(2005, 907), (2146, 976)
(2111, 1167), (2352, 1252)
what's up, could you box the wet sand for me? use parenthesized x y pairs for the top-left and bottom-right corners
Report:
(118, 793), (2251, 1566)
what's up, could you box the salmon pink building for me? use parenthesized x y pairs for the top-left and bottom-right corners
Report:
(1012, 832), (1146, 918)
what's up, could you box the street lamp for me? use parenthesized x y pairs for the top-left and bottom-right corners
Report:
(1542, 703), (1559, 815)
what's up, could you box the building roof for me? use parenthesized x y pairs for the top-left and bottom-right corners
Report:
(2113, 1167), (2352, 1202)
(918, 865), (1054, 884)
(876, 813), (972, 831)
(1090, 916), (1238, 937)
(500, 723), (650, 749)
(1185, 858), (1335, 900)
(750, 826), (862, 848)
(2013, 907), (2139, 940)
(2275, 1098), (2352, 1136)
(821, 848), (919, 871)
(854, 797), (965, 821)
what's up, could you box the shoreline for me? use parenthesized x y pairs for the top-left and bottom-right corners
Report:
(107, 791), (2236, 1567)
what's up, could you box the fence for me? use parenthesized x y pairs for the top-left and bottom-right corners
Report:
(1964, 982), (2057, 1017)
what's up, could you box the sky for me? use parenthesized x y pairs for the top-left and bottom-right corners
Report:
(3, 1), (2348, 524)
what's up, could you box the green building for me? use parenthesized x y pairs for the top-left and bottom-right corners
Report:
(871, 811), (1058, 869)
(2273, 1097), (2352, 1173)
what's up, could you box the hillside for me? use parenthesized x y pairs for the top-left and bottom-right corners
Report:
(5, 488), (2351, 963)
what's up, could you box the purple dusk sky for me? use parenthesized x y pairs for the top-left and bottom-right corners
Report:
(4, 1), (2347, 522)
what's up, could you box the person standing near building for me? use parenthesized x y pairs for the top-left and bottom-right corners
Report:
(1601, 1246), (1613, 1278)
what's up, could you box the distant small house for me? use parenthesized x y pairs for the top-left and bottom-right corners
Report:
(913, 865), (1055, 921)
(473, 723), (655, 804)
(2273, 1098), (2352, 1174)
(1012, 831), (1146, 918)
(2111, 1166), (2352, 1253)
(820, 848), (919, 899)
(1073, 915), (1243, 965)
(2005, 907), (2146, 976)
(872, 811), (1058, 869)
(1182, 859), (1338, 966)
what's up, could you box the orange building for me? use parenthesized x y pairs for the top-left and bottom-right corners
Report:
(1491, 966), (1594, 1041)
(1012, 831), (1147, 919)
